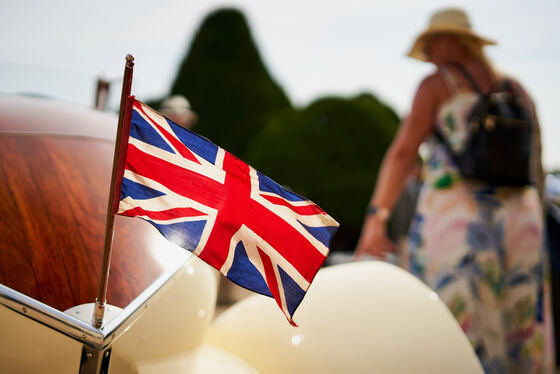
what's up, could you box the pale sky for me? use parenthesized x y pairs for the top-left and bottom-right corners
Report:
(1, 0), (559, 169)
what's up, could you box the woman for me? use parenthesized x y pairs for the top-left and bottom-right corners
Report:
(354, 7), (552, 373)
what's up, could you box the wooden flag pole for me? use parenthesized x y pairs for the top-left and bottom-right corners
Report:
(92, 54), (135, 328)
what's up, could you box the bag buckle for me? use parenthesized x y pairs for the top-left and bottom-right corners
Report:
(484, 116), (496, 131)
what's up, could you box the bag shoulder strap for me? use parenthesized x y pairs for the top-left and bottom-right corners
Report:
(449, 63), (512, 95)
(449, 63), (484, 94)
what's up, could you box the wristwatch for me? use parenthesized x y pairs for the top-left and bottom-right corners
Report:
(366, 205), (390, 221)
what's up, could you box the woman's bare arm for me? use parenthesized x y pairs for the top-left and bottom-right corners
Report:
(355, 72), (446, 258)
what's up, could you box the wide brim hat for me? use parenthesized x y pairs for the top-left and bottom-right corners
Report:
(407, 7), (497, 62)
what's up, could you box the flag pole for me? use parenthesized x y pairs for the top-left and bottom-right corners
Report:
(92, 54), (135, 328)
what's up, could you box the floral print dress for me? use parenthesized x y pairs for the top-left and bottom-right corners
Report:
(407, 69), (553, 373)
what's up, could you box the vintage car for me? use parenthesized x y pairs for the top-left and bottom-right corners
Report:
(0, 94), (483, 373)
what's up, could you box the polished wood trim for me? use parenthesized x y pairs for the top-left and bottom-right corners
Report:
(0, 133), (178, 312)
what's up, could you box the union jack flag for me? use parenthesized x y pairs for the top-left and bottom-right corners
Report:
(117, 99), (339, 325)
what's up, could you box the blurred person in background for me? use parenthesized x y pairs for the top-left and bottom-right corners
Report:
(159, 95), (197, 129)
(354, 7), (552, 373)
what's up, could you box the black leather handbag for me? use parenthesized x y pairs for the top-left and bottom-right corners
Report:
(435, 65), (533, 186)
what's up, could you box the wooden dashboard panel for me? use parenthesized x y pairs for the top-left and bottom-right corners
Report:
(0, 95), (185, 312)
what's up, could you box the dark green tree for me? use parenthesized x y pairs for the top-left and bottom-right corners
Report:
(170, 8), (291, 156)
(245, 94), (400, 251)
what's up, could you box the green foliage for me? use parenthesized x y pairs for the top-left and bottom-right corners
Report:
(170, 8), (291, 156)
(245, 94), (399, 251)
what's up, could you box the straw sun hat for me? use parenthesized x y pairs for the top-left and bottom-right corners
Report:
(407, 7), (496, 61)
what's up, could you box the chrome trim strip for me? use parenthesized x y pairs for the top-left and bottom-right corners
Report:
(0, 283), (104, 348)
(0, 255), (191, 350)
(0, 130), (114, 143)
(98, 258), (188, 348)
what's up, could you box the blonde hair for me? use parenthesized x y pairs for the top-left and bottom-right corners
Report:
(456, 34), (498, 76)
(457, 35), (487, 60)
